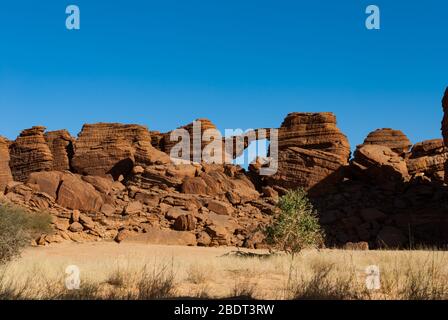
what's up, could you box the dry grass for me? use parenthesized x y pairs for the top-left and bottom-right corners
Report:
(1, 242), (448, 300)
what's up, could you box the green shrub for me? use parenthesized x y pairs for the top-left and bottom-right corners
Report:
(0, 205), (52, 265)
(264, 189), (325, 256)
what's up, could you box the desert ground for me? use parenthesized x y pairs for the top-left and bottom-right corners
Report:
(2, 241), (448, 300)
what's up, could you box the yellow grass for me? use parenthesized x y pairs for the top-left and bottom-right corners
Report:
(1, 242), (448, 300)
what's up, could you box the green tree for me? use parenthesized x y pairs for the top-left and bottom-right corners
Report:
(265, 188), (325, 257)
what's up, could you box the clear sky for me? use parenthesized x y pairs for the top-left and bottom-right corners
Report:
(1, 0), (447, 154)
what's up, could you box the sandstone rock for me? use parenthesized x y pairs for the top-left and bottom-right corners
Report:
(196, 231), (211, 246)
(72, 209), (80, 222)
(115, 229), (129, 243)
(363, 128), (411, 155)
(81, 175), (114, 195)
(69, 222), (83, 232)
(9, 126), (53, 182)
(45, 130), (74, 171)
(163, 118), (218, 161)
(352, 144), (409, 187)
(100, 203), (116, 216)
(0, 137), (13, 192)
(208, 199), (234, 215)
(278, 112), (350, 159)
(206, 225), (230, 246)
(268, 147), (348, 193)
(173, 214), (196, 231)
(407, 139), (447, 181)
(181, 167), (259, 203)
(123, 201), (143, 215)
(72, 123), (169, 179)
(267, 113), (350, 193)
(166, 207), (189, 220)
(27, 171), (62, 199)
(262, 186), (278, 199)
(57, 174), (103, 212)
(442, 87), (448, 147)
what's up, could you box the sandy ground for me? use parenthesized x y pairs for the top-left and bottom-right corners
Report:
(4, 241), (448, 299)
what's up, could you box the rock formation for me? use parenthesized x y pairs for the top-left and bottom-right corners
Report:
(406, 139), (447, 182)
(266, 112), (350, 194)
(45, 130), (74, 171)
(0, 137), (13, 191)
(9, 126), (53, 182)
(1, 90), (448, 249)
(71, 123), (164, 179)
(442, 88), (448, 182)
(363, 128), (411, 155)
(351, 144), (409, 188)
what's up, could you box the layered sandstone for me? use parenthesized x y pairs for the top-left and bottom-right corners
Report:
(9, 126), (53, 182)
(163, 119), (221, 162)
(45, 130), (74, 171)
(363, 128), (411, 155)
(267, 112), (350, 193)
(71, 123), (165, 179)
(406, 139), (447, 181)
(0, 137), (13, 191)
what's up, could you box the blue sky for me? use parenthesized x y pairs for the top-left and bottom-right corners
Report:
(1, 0), (447, 155)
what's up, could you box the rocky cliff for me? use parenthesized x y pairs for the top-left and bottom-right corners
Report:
(1, 88), (448, 249)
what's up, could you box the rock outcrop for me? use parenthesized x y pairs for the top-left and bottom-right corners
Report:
(45, 130), (74, 171)
(9, 126), (53, 182)
(0, 137), (13, 191)
(406, 139), (447, 182)
(352, 144), (409, 188)
(442, 88), (448, 182)
(2, 89), (448, 250)
(267, 112), (350, 193)
(363, 128), (411, 155)
(71, 123), (165, 179)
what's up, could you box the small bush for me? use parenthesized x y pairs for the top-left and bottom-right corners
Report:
(0, 205), (52, 265)
(264, 189), (324, 255)
(135, 263), (176, 300)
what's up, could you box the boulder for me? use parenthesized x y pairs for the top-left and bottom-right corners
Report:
(45, 130), (74, 171)
(363, 128), (411, 155)
(27, 171), (63, 199)
(181, 167), (259, 203)
(173, 214), (196, 231)
(407, 139), (447, 181)
(9, 126), (53, 182)
(26, 171), (103, 212)
(208, 199), (234, 216)
(0, 137), (13, 192)
(352, 144), (409, 187)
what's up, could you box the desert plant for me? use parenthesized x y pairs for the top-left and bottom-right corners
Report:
(0, 205), (52, 265)
(264, 189), (324, 256)
(135, 263), (176, 299)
